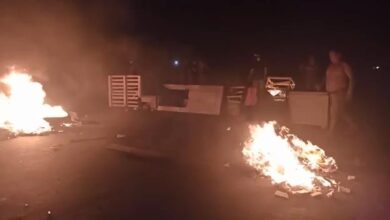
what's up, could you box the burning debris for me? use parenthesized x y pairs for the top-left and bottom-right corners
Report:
(242, 121), (339, 196)
(0, 70), (68, 135)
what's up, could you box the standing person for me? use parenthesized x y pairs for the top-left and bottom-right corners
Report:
(245, 54), (267, 122)
(187, 60), (199, 84)
(326, 50), (356, 133)
(300, 55), (321, 91)
(128, 59), (137, 75)
(247, 54), (266, 86)
(197, 60), (209, 84)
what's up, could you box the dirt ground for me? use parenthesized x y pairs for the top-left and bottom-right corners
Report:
(0, 110), (389, 220)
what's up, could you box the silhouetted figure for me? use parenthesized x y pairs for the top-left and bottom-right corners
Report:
(326, 50), (356, 133)
(128, 60), (137, 75)
(300, 55), (321, 91)
(186, 61), (199, 84)
(245, 54), (267, 122)
(247, 54), (267, 86)
(197, 60), (209, 84)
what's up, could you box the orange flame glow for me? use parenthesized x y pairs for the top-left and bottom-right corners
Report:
(242, 121), (337, 193)
(0, 71), (68, 134)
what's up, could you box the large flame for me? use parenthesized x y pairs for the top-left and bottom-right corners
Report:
(0, 71), (68, 134)
(242, 121), (337, 193)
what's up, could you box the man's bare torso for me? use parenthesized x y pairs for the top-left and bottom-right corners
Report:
(326, 62), (350, 92)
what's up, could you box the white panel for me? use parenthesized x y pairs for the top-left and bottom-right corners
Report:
(288, 91), (329, 128)
(158, 84), (224, 115)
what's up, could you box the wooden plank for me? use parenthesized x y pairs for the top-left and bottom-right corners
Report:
(111, 83), (126, 86)
(126, 83), (140, 86)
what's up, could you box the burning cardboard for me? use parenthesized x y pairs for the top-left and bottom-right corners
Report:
(242, 121), (338, 195)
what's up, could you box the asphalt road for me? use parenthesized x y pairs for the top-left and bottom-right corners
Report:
(0, 111), (389, 220)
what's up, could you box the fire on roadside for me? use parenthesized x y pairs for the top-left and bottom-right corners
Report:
(0, 70), (68, 134)
(242, 121), (338, 194)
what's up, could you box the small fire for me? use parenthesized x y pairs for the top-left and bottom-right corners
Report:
(242, 121), (337, 193)
(0, 70), (68, 134)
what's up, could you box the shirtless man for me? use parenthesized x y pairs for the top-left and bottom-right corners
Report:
(326, 50), (355, 133)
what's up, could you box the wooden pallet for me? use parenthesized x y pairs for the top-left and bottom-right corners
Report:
(108, 75), (141, 109)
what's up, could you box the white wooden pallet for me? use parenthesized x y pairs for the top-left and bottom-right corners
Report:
(108, 75), (141, 109)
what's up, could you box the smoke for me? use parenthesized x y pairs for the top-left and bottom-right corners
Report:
(0, 0), (140, 113)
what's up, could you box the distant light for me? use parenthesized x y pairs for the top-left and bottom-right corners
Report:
(373, 65), (380, 70)
(173, 60), (179, 66)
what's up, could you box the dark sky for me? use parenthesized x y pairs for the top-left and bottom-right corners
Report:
(1, 0), (387, 72)
(129, 0), (388, 69)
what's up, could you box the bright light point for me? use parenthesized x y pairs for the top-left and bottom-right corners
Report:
(173, 60), (179, 66)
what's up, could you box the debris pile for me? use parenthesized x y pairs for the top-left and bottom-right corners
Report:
(243, 121), (356, 199)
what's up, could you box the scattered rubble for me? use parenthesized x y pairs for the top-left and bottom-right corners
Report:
(310, 191), (322, 197)
(274, 190), (289, 199)
(226, 127), (231, 131)
(326, 190), (334, 198)
(338, 186), (351, 194)
(347, 175), (356, 181)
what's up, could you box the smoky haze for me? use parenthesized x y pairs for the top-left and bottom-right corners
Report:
(0, 0), (143, 113)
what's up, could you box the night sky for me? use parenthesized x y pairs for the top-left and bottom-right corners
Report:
(129, 0), (388, 69)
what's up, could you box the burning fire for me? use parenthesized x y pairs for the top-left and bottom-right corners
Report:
(0, 70), (68, 134)
(242, 121), (337, 193)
